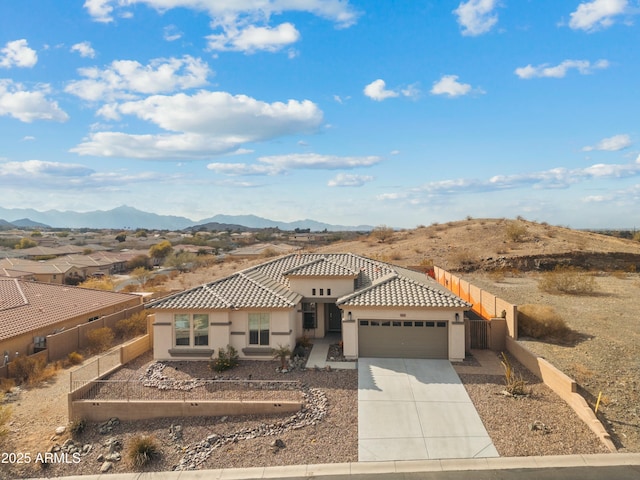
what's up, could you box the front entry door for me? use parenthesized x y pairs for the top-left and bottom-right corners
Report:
(326, 303), (343, 332)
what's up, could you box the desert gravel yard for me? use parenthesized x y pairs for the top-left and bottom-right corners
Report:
(2, 349), (612, 479)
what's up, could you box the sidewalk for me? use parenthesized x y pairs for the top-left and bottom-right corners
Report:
(35, 453), (640, 480)
(305, 334), (357, 370)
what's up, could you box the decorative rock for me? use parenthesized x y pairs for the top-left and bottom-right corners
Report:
(96, 454), (104, 462)
(55, 426), (66, 435)
(100, 461), (113, 473)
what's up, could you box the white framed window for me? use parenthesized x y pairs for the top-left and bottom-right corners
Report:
(174, 313), (209, 347)
(248, 313), (270, 346)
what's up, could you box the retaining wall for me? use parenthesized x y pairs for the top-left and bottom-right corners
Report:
(71, 400), (302, 422)
(506, 336), (616, 452)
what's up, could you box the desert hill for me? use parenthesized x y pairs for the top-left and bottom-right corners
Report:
(315, 218), (640, 272)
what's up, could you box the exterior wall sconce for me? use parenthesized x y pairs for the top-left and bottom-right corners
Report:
(455, 313), (460, 322)
(348, 311), (352, 321)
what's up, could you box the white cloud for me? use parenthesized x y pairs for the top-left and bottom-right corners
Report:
(72, 91), (323, 159)
(515, 59), (610, 79)
(0, 39), (38, 68)
(207, 23), (300, 53)
(163, 25), (183, 42)
(0, 160), (93, 178)
(84, 1), (358, 53)
(0, 80), (69, 123)
(84, 0), (359, 26)
(430, 75), (474, 97)
(568, 0), (628, 32)
(453, 0), (500, 36)
(583, 134), (632, 151)
(364, 79), (399, 101)
(83, 0), (114, 23)
(208, 153), (382, 176)
(71, 41), (96, 58)
(378, 157), (640, 204)
(21, 136), (35, 141)
(328, 173), (374, 187)
(65, 55), (211, 102)
(364, 79), (419, 102)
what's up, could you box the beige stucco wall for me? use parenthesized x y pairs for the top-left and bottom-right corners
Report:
(154, 308), (297, 361)
(287, 277), (355, 299)
(339, 307), (466, 361)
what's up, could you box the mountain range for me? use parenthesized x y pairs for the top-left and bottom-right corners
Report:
(0, 206), (373, 231)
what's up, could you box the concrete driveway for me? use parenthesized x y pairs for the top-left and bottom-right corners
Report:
(358, 358), (499, 462)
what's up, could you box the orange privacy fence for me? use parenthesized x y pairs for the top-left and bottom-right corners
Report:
(433, 266), (518, 338)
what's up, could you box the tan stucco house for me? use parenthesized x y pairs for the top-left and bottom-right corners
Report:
(0, 278), (142, 359)
(147, 253), (470, 361)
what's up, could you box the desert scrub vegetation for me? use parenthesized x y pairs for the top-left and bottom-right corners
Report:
(517, 304), (571, 340)
(10, 355), (60, 385)
(505, 221), (528, 242)
(115, 311), (148, 338)
(85, 327), (115, 354)
(370, 225), (395, 243)
(538, 266), (597, 295)
(127, 435), (160, 469)
(0, 398), (11, 440)
(67, 351), (84, 366)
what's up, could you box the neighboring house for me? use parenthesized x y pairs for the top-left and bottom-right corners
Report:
(0, 278), (142, 358)
(148, 253), (470, 362)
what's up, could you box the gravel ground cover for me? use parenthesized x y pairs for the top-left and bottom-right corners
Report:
(3, 347), (613, 479)
(458, 353), (609, 457)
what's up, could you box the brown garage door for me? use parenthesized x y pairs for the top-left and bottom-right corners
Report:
(358, 319), (448, 358)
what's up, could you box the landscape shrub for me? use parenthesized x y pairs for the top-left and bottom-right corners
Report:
(67, 351), (84, 366)
(272, 345), (292, 370)
(69, 417), (87, 437)
(127, 435), (159, 469)
(0, 378), (15, 393)
(500, 352), (529, 396)
(11, 355), (46, 384)
(209, 345), (239, 372)
(517, 304), (571, 340)
(115, 312), (148, 338)
(538, 266), (597, 295)
(85, 327), (114, 354)
(295, 335), (312, 348)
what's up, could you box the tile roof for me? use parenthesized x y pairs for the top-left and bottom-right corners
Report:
(337, 275), (471, 308)
(0, 278), (141, 341)
(148, 253), (470, 311)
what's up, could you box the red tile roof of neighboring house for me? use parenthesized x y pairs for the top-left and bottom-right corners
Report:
(0, 278), (141, 341)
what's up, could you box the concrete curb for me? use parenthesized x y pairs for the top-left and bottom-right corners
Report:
(31, 453), (640, 479)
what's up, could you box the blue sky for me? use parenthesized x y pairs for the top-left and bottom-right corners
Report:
(1, 0), (640, 228)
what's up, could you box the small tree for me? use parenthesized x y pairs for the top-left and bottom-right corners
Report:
(164, 251), (197, 273)
(149, 240), (173, 264)
(115, 232), (127, 242)
(15, 237), (37, 249)
(126, 254), (151, 270)
(272, 345), (292, 370)
(131, 266), (152, 286)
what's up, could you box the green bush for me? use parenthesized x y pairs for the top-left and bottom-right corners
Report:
(209, 345), (239, 372)
(518, 304), (571, 340)
(115, 312), (148, 338)
(538, 266), (597, 295)
(67, 351), (84, 366)
(85, 327), (114, 354)
(127, 435), (159, 469)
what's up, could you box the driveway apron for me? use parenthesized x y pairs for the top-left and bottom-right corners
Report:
(358, 358), (499, 462)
